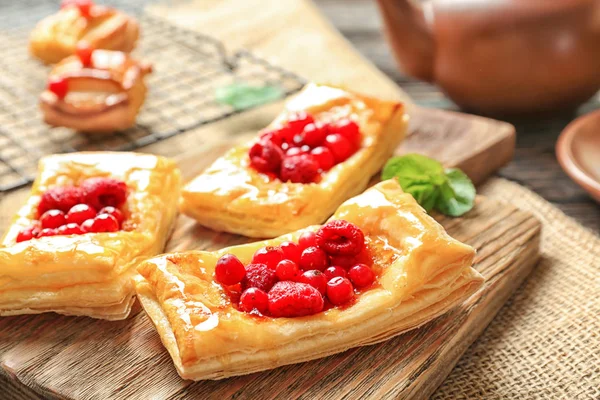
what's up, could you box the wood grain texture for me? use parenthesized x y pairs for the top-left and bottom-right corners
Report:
(0, 142), (541, 399)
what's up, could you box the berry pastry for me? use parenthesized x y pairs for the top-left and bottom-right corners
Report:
(0, 152), (181, 320)
(40, 49), (152, 133)
(29, 0), (139, 64)
(136, 179), (483, 380)
(180, 84), (408, 238)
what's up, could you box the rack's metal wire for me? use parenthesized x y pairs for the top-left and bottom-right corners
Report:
(0, 0), (306, 191)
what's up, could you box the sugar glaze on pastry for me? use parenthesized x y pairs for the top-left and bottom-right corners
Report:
(180, 84), (409, 238)
(136, 179), (484, 380)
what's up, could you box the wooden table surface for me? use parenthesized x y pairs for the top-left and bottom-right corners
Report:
(314, 0), (600, 234)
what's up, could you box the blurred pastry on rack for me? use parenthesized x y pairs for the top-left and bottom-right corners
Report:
(40, 47), (152, 133)
(29, 0), (139, 64)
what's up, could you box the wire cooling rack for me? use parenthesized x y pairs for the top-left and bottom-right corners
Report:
(0, 1), (305, 192)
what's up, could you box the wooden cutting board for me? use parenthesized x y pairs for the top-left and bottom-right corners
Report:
(0, 0), (539, 398)
(0, 108), (538, 400)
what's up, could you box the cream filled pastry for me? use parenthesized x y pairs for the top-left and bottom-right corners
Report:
(136, 179), (483, 380)
(180, 84), (409, 238)
(30, 0), (139, 64)
(0, 152), (181, 320)
(40, 48), (151, 132)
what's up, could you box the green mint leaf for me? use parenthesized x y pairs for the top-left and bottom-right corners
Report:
(435, 168), (476, 217)
(215, 83), (284, 111)
(381, 154), (476, 217)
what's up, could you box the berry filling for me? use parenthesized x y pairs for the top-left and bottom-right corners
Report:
(47, 77), (69, 100)
(76, 41), (94, 67)
(15, 177), (128, 243)
(214, 220), (378, 318)
(247, 112), (362, 183)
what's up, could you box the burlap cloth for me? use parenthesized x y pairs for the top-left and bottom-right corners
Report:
(432, 177), (600, 399)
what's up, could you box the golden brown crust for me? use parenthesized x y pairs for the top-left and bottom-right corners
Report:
(0, 152), (181, 320)
(137, 179), (484, 380)
(39, 50), (151, 133)
(29, 5), (139, 64)
(180, 84), (409, 238)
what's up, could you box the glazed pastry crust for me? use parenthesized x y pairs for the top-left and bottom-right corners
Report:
(0, 152), (181, 320)
(137, 179), (484, 380)
(29, 5), (139, 64)
(180, 84), (409, 238)
(40, 50), (152, 133)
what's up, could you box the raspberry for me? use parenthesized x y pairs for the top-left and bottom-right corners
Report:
(326, 277), (354, 305)
(239, 288), (269, 314)
(66, 204), (96, 225)
(76, 41), (93, 67)
(40, 209), (66, 229)
(47, 77), (68, 99)
(16, 224), (40, 243)
(98, 206), (124, 225)
(215, 254), (246, 286)
(298, 231), (317, 250)
(299, 246), (329, 271)
(57, 223), (84, 235)
(310, 146), (335, 171)
(38, 186), (84, 215)
(324, 266), (347, 281)
(279, 241), (301, 263)
(325, 134), (354, 163)
(286, 112), (315, 135)
(301, 122), (328, 147)
(81, 177), (128, 209)
(82, 214), (119, 233)
(299, 270), (327, 295)
(39, 228), (59, 238)
(316, 220), (365, 256)
(251, 246), (284, 269)
(329, 254), (358, 269)
(348, 264), (375, 288)
(280, 155), (320, 184)
(249, 141), (284, 173)
(243, 263), (277, 292)
(332, 119), (361, 148)
(268, 281), (324, 318)
(275, 259), (300, 281)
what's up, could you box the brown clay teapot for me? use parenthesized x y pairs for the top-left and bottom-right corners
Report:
(376, 0), (600, 114)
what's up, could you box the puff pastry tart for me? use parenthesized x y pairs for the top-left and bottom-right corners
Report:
(40, 48), (151, 133)
(180, 84), (409, 238)
(136, 179), (484, 380)
(29, 0), (139, 64)
(0, 152), (181, 320)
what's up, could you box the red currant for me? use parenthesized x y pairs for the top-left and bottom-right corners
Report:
(287, 111), (314, 135)
(40, 209), (66, 229)
(98, 206), (124, 225)
(251, 246), (284, 269)
(275, 259), (300, 281)
(310, 146), (335, 171)
(286, 146), (307, 157)
(333, 119), (361, 148)
(325, 133), (354, 163)
(57, 223), (84, 235)
(348, 264), (375, 288)
(324, 266), (347, 281)
(16, 224), (40, 242)
(76, 41), (93, 67)
(239, 288), (269, 314)
(66, 204), (96, 225)
(82, 214), (119, 233)
(301, 122), (328, 147)
(39, 228), (59, 238)
(299, 270), (327, 295)
(299, 246), (329, 271)
(215, 254), (246, 286)
(279, 241), (301, 263)
(326, 277), (354, 305)
(259, 130), (284, 148)
(298, 231), (317, 250)
(47, 78), (68, 99)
